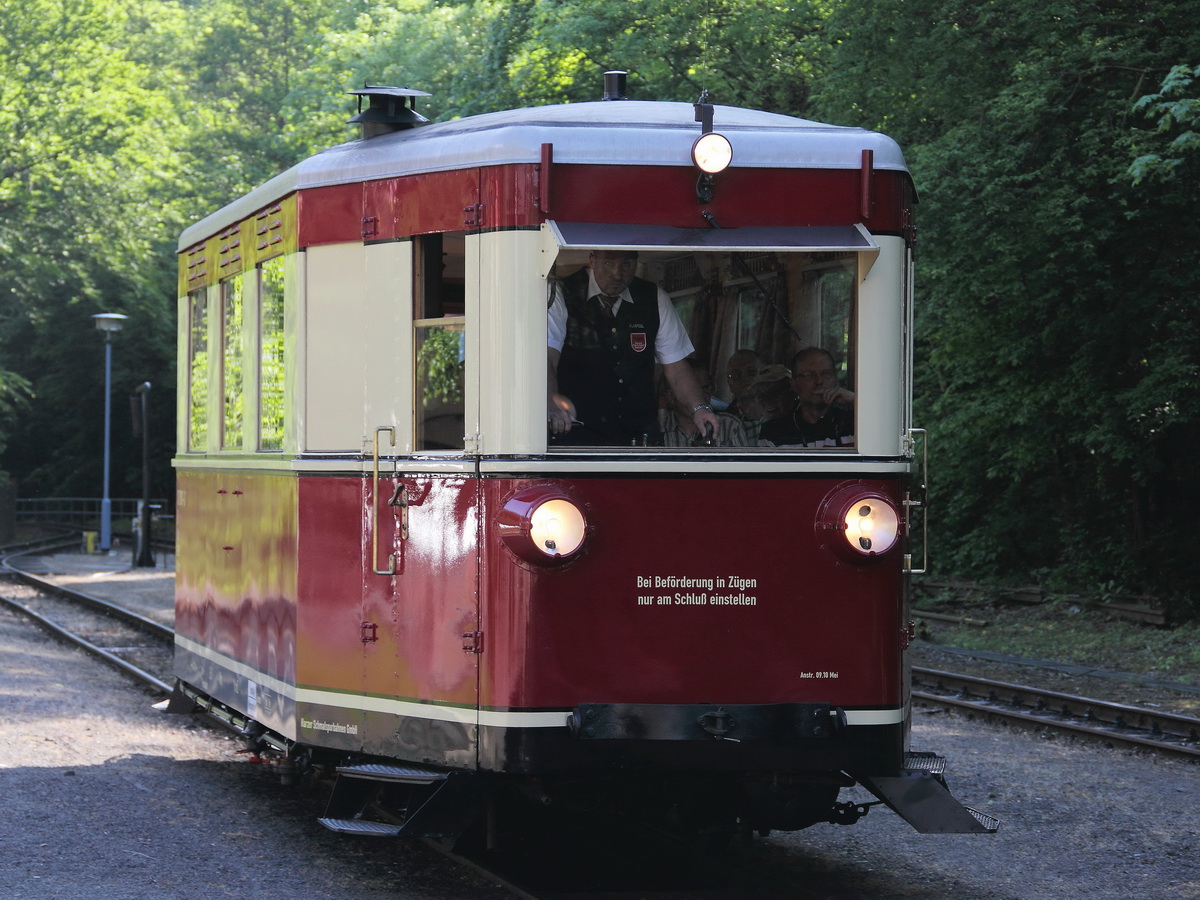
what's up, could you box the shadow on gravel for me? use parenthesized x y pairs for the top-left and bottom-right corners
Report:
(0, 753), (497, 899)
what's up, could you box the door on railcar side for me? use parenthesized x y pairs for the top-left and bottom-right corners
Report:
(362, 229), (481, 768)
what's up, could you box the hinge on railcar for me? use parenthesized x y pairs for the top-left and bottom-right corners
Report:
(462, 631), (484, 654)
(902, 206), (918, 249)
(388, 482), (409, 540)
(463, 203), (484, 227)
(361, 215), (379, 239)
(361, 622), (379, 643)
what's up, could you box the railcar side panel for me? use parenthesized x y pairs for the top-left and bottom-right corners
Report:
(175, 469), (298, 738)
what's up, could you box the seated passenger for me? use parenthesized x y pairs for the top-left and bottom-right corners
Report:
(724, 348), (762, 418)
(759, 348), (855, 448)
(547, 250), (718, 446)
(737, 364), (791, 444)
(657, 360), (749, 447)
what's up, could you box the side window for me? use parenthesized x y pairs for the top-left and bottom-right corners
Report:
(413, 233), (466, 451)
(187, 289), (208, 451)
(221, 275), (244, 449)
(259, 256), (286, 451)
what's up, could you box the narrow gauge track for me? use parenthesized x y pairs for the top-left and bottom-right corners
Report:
(913, 666), (1200, 760)
(0, 549), (173, 694)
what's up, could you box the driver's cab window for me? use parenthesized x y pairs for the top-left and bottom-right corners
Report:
(547, 248), (857, 450)
(414, 232), (466, 451)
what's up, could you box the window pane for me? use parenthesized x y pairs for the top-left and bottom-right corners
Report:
(548, 249), (858, 451)
(221, 275), (243, 449)
(817, 265), (854, 384)
(188, 290), (208, 451)
(414, 321), (465, 450)
(259, 256), (285, 451)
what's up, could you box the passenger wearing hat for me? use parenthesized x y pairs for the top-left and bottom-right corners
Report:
(759, 348), (855, 448)
(737, 363), (792, 445)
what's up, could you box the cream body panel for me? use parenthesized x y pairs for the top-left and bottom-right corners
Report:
(363, 241), (414, 453)
(303, 244), (364, 452)
(476, 230), (545, 454)
(856, 235), (905, 457)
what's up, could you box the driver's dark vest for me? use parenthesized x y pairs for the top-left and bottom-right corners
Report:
(556, 268), (661, 445)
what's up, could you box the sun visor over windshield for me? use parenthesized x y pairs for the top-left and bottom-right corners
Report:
(542, 221), (880, 277)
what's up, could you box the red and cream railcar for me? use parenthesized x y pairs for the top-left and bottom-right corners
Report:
(172, 79), (994, 837)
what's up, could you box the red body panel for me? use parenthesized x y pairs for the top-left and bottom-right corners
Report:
(295, 474), (479, 706)
(175, 470), (297, 680)
(294, 165), (911, 248)
(478, 475), (903, 712)
(178, 469), (901, 723)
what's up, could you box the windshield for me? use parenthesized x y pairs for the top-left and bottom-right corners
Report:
(546, 248), (858, 451)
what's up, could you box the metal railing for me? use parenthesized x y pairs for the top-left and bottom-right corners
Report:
(16, 497), (172, 526)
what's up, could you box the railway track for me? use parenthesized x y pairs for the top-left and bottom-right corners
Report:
(913, 666), (1200, 760)
(0, 547), (174, 694)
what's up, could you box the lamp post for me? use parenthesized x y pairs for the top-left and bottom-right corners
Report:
(131, 382), (154, 567)
(92, 313), (128, 551)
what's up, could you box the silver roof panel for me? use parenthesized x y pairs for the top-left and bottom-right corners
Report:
(180, 101), (906, 249)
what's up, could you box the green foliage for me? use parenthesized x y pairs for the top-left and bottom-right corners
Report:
(259, 256), (286, 451)
(417, 326), (465, 407)
(813, 0), (1200, 603)
(0, 370), (32, 465)
(0, 0), (183, 497)
(1129, 64), (1200, 183)
(283, 0), (823, 151)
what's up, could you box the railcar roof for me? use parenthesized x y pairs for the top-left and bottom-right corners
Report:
(179, 100), (907, 250)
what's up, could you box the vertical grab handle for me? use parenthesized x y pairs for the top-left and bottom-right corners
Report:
(904, 428), (928, 575)
(372, 426), (396, 576)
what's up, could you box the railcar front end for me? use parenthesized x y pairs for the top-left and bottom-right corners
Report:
(170, 83), (996, 840)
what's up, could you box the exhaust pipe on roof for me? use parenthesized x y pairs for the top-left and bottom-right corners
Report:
(602, 70), (628, 100)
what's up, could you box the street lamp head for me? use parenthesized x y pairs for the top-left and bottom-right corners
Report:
(92, 312), (128, 333)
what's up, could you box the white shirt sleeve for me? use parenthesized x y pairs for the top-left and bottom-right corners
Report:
(547, 285), (567, 352)
(654, 286), (694, 365)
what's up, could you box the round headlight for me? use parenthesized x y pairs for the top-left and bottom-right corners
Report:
(691, 132), (733, 174)
(816, 483), (902, 563)
(498, 487), (588, 565)
(842, 500), (899, 555)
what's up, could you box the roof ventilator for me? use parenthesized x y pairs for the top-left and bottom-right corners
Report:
(348, 85), (431, 139)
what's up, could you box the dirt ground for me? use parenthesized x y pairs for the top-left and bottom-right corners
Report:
(3, 553), (1200, 898)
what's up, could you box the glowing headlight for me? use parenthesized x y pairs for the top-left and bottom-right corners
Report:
(498, 488), (588, 565)
(529, 499), (586, 556)
(691, 132), (733, 174)
(816, 484), (902, 562)
(842, 500), (899, 556)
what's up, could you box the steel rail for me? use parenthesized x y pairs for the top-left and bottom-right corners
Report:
(1, 552), (174, 641)
(0, 589), (172, 694)
(0, 543), (173, 693)
(913, 665), (1200, 760)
